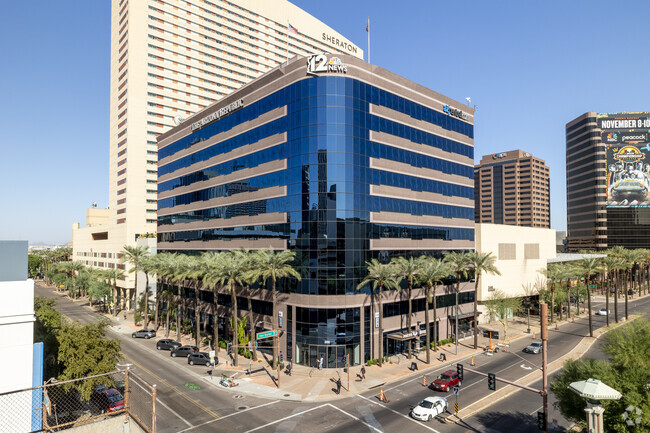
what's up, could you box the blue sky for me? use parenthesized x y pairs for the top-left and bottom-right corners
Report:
(2, 1), (649, 244)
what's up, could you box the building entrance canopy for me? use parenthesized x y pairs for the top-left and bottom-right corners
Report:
(447, 312), (480, 321)
(386, 329), (426, 341)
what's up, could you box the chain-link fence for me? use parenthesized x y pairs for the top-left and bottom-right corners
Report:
(0, 369), (156, 433)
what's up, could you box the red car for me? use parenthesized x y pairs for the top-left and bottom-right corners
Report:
(431, 370), (461, 392)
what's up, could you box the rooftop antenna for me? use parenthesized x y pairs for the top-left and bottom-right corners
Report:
(92, 202), (98, 208)
(465, 97), (471, 106)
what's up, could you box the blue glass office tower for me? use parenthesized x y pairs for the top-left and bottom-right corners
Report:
(157, 55), (475, 367)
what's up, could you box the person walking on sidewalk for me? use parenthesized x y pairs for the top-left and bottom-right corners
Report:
(336, 377), (341, 395)
(360, 366), (366, 381)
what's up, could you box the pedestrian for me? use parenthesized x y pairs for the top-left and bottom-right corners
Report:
(360, 366), (366, 380)
(123, 311), (127, 320)
(318, 356), (324, 370)
(336, 377), (341, 395)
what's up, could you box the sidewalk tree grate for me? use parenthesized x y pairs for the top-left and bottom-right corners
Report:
(236, 406), (249, 411)
(232, 394), (245, 399)
(184, 382), (201, 390)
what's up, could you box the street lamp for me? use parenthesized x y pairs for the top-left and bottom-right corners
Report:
(569, 378), (621, 433)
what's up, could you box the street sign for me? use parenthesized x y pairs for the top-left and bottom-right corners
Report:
(452, 386), (460, 396)
(256, 330), (278, 340)
(374, 312), (379, 328)
(209, 350), (215, 360)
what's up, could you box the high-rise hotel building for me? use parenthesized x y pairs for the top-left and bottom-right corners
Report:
(156, 54), (476, 366)
(566, 112), (650, 250)
(474, 150), (550, 228)
(72, 0), (362, 305)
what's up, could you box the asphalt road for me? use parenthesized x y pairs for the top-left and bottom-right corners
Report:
(36, 283), (649, 433)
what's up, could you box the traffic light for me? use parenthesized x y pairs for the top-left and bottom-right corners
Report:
(537, 411), (546, 430)
(456, 363), (464, 381)
(227, 342), (232, 356)
(487, 373), (496, 390)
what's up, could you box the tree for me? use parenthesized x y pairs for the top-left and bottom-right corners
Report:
(602, 256), (623, 327)
(103, 268), (125, 316)
(57, 320), (122, 401)
(204, 251), (248, 366)
(88, 275), (112, 311)
(202, 253), (222, 353)
(28, 254), (43, 278)
(578, 257), (603, 337)
(356, 259), (401, 367)
(416, 257), (452, 363)
(483, 289), (523, 340)
(551, 318), (650, 432)
(392, 256), (420, 360)
(467, 251), (501, 349)
(34, 297), (62, 378)
(246, 248), (300, 369)
(444, 251), (471, 342)
(540, 263), (562, 323)
(120, 245), (150, 324)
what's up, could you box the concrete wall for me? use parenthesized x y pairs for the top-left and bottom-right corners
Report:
(67, 416), (146, 433)
(475, 223), (556, 303)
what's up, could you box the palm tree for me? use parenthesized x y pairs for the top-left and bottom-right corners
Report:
(170, 254), (191, 342)
(202, 253), (222, 354)
(148, 253), (175, 330)
(602, 255), (622, 327)
(392, 256), (421, 360)
(416, 257), (452, 363)
(204, 251), (248, 366)
(238, 249), (259, 361)
(182, 254), (209, 348)
(104, 268), (126, 316)
(444, 251), (471, 345)
(120, 245), (150, 322)
(539, 264), (561, 323)
(579, 257), (603, 337)
(246, 248), (300, 369)
(467, 251), (501, 349)
(356, 259), (401, 367)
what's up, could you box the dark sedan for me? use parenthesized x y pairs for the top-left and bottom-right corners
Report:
(156, 339), (182, 351)
(171, 345), (199, 358)
(188, 352), (213, 366)
(131, 329), (156, 339)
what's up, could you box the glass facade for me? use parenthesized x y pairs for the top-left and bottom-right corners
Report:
(159, 75), (474, 365)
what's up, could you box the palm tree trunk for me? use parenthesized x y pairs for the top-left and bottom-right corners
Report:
(605, 271), (610, 327)
(176, 284), (182, 342)
(213, 288), (219, 353)
(425, 284), (431, 364)
(407, 283), (412, 360)
(165, 293), (171, 338)
(473, 276), (479, 349)
(247, 293), (257, 361)
(231, 280), (239, 367)
(550, 284), (555, 324)
(432, 284), (438, 352)
(624, 269), (629, 320)
(154, 280), (161, 331)
(195, 280), (201, 347)
(586, 273), (593, 337)
(378, 283), (383, 367)
(566, 279), (571, 320)
(144, 273), (150, 328)
(272, 278), (278, 369)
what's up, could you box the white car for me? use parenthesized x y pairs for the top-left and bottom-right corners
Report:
(411, 396), (447, 422)
(596, 308), (609, 316)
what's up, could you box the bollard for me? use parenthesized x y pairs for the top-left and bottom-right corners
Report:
(471, 355), (475, 366)
(572, 316), (575, 323)
(555, 322), (558, 330)
(423, 375), (427, 387)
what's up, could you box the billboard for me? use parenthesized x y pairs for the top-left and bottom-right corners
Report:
(599, 113), (650, 207)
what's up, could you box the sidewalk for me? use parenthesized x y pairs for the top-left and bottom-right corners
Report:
(40, 281), (649, 403)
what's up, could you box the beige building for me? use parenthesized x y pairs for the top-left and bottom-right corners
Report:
(475, 150), (550, 228)
(475, 224), (556, 322)
(72, 0), (362, 308)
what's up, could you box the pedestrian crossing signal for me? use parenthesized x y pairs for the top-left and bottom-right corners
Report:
(454, 403), (458, 414)
(537, 411), (546, 430)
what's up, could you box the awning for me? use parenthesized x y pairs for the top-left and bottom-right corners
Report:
(386, 329), (426, 341)
(447, 312), (480, 321)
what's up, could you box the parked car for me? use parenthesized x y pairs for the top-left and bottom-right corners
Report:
(410, 396), (447, 422)
(596, 308), (610, 316)
(91, 387), (124, 413)
(156, 339), (182, 351)
(171, 345), (199, 358)
(431, 370), (461, 392)
(523, 341), (543, 354)
(188, 352), (213, 366)
(131, 329), (156, 339)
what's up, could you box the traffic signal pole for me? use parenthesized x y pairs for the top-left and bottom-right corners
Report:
(541, 303), (549, 433)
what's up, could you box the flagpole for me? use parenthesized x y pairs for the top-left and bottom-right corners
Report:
(367, 17), (370, 64)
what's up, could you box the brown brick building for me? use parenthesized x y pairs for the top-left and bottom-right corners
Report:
(475, 150), (550, 228)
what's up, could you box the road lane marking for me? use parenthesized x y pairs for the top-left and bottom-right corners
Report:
(122, 354), (221, 420)
(529, 406), (543, 415)
(356, 394), (442, 433)
(242, 404), (328, 433)
(326, 403), (383, 433)
(177, 400), (280, 432)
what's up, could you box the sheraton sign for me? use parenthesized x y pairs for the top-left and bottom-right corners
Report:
(191, 99), (244, 131)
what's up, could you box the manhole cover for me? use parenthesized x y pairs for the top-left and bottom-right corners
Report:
(237, 406), (249, 411)
(233, 395), (245, 399)
(284, 394), (291, 397)
(184, 382), (201, 390)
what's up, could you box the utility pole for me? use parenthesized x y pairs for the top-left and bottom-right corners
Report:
(541, 303), (549, 433)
